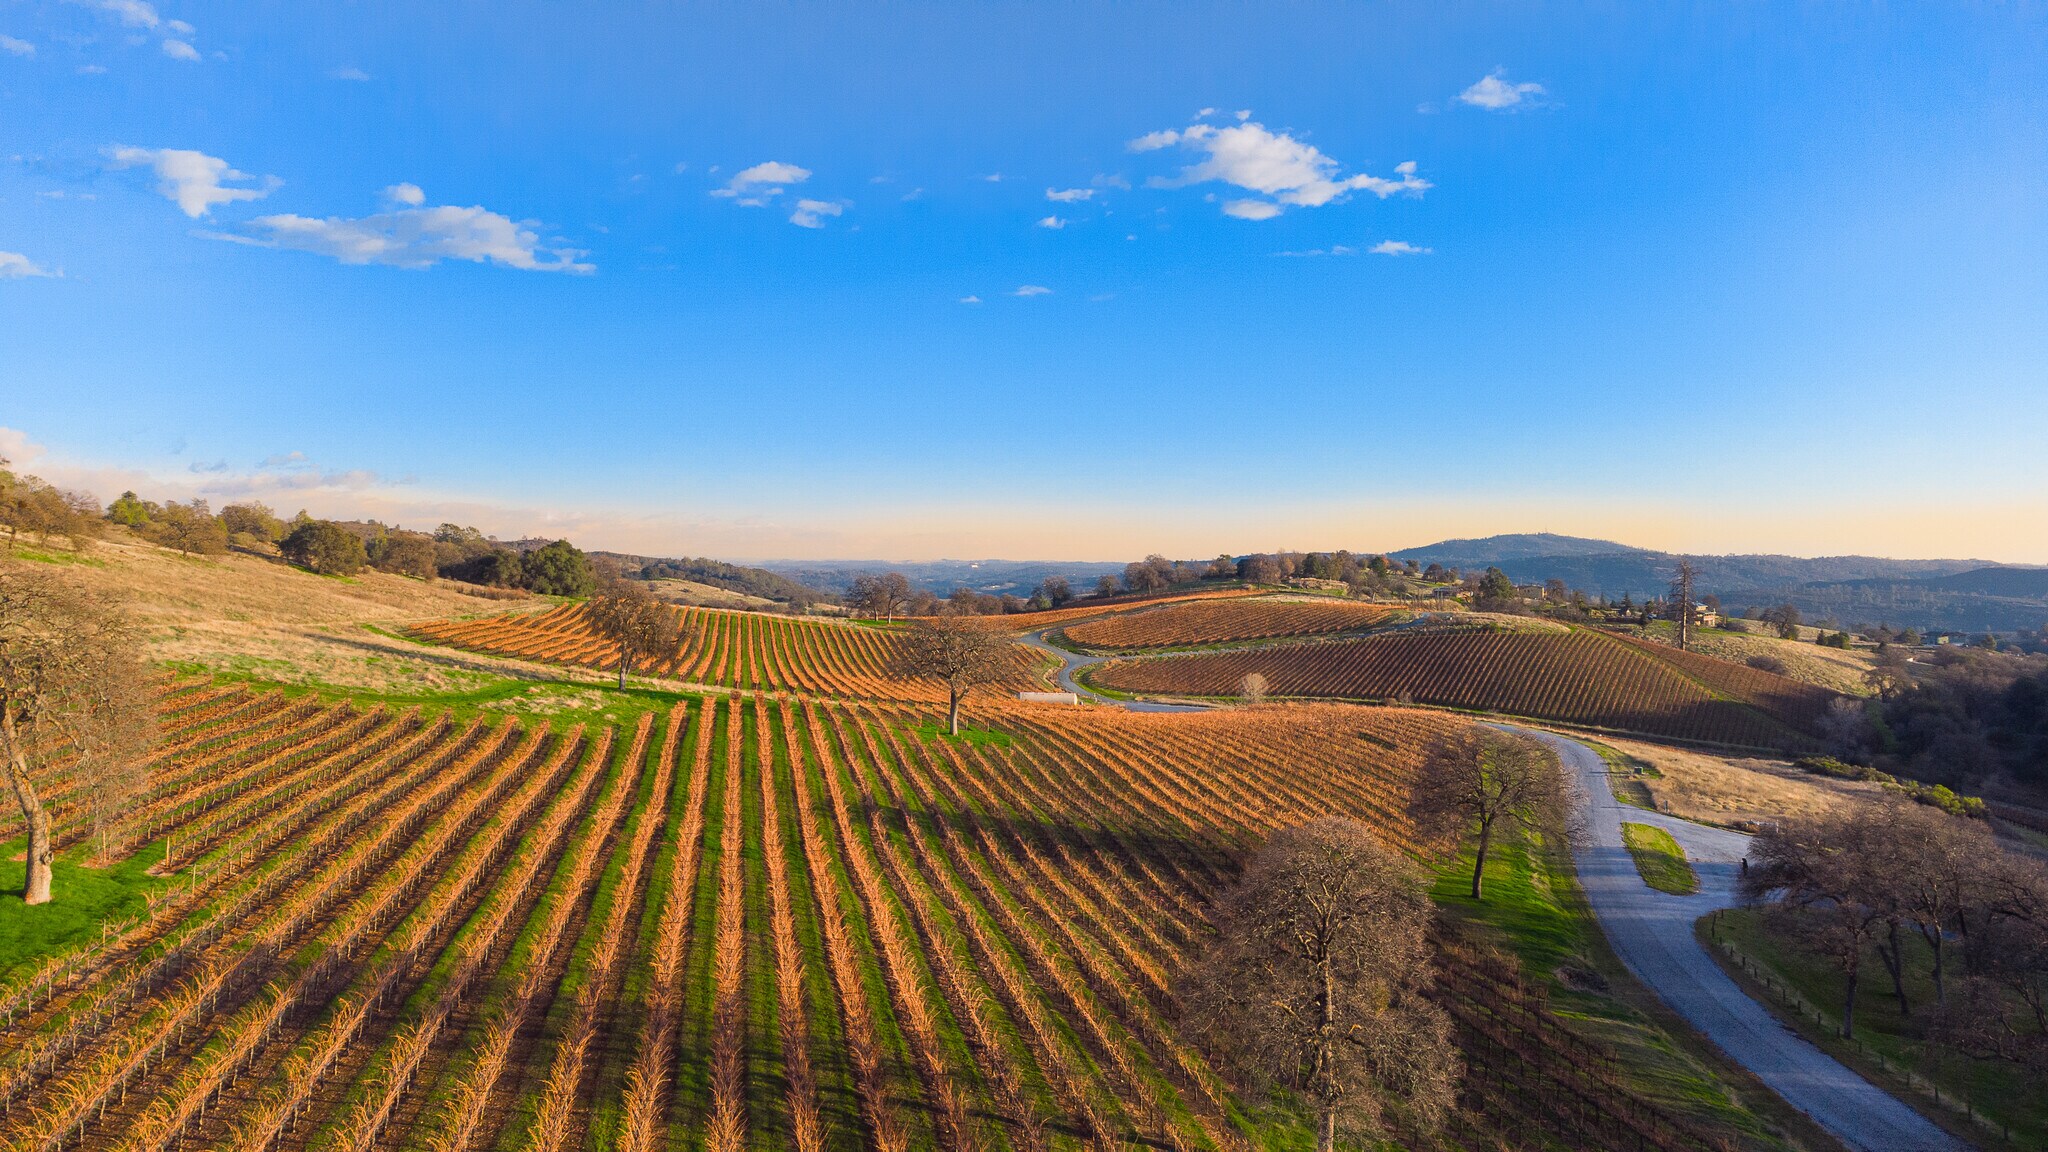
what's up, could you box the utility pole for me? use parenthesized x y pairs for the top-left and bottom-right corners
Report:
(1670, 561), (1698, 651)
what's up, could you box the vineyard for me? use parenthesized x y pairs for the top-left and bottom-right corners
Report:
(1088, 628), (1834, 749)
(1062, 598), (1401, 652)
(409, 604), (1051, 700)
(0, 679), (1743, 1152)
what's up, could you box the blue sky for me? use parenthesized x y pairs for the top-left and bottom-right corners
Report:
(4, 2), (2045, 560)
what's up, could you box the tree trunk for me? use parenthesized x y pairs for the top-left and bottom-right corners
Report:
(1880, 922), (1910, 1017)
(1317, 943), (1337, 1152)
(1470, 821), (1491, 900)
(947, 688), (962, 737)
(1841, 955), (1860, 1040)
(2, 716), (53, 905)
(618, 642), (631, 690)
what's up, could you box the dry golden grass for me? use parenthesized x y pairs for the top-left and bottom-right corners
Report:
(1600, 734), (1883, 826)
(8, 532), (568, 693)
(640, 577), (779, 609)
(1637, 622), (1875, 695)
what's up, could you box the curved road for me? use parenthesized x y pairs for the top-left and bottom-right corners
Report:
(1520, 729), (1961, 1152)
(1023, 629), (1965, 1148)
(1018, 628), (1209, 713)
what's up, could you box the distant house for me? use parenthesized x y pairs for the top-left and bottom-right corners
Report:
(1693, 603), (1720, 628)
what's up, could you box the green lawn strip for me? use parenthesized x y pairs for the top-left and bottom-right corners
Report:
(1432, 836), (1799, 1151)
(795, 729), (935, 1149)
(886, 726), (1179, 1147)
(494, 713), (663, 1151)
(1704, 908), (2044, 1148)
(908, 719), (1015, 749)
(670, 698), (731, 1144)
(1588, 741), (1660, 810)
(740, 703), (793, 1151)
(158, 661), (701, 734)
(826, 722), (990, 1108)
(1620, 824), (1698, 895)
(585, 701), (701, 1152)
(407, 728), (630, 1151)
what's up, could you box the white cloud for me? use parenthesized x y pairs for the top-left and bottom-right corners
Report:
(1276, 245), (1357, 257)
(982, 172), (1003, 182)
(1221, 199), (1282, 221)
(788, 198), (843, 228)
(711, 161), (811, 200)
(1370, 240), (1431, 255)
(383, 182), (426, 206)
(161, 38), (198, 61)
(0, 251), (57, 278)
(78, 64), (107, 74)
(672, 162), (688, 174)
(1129, 114), (1430, 219)
(1035, 215), (1067, 230)
(330, 66), (371, 81)
(226, 191), (594, 273)
(106, 145), (277, 217)
(79, 0), (160, 29)
(1, 35), (34, 56)
(958, 295), (982, 304)
(165, 18), (192, 34)
(899, 187), (924, 201)
(1012, 284), (1050, 297)
(1459, 69), (1546, 111)
(1046, 187), (1094, 203)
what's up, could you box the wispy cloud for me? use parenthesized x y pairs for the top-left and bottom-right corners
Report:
(221, 184), (594, 273)
(1035, 215), (1067, 230)
(106, 145), (278, 217)
(1276, 245), (1357, 257)
(160, 38), (198, 61)
(0, 251), (58, 279)
(1046, 187), (1093, 203)
(330, 65), (370, 81)
(77, 0), (160, 29)
(1459, 69), (1547, 111)
(1369, 240), (1431, 255)
(1012, 284), (1051, 297)
(982, 172), (1003, 183)
(0, 35), (34, 56)
(1128, 112), (1428, 220)
(711, 161), (810, 205)
(958, 295), (982, 304)
(789, 198), (844, 228)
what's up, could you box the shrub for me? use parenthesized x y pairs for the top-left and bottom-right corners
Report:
(521, 539), (595, 596)
(1746, 654), (1789, 675)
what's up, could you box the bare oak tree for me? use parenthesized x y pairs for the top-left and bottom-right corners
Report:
(849, 572), (912, 622)
(1668, 560), (1698, 650)
(0, 566), (153, 903)
(1182, 818), (1459, 1151)
(1410, 728), (1566, 900)
(1239, 671), (1269, 705)
(894, 617), (1012, 735)
(586, 580), (691, 689)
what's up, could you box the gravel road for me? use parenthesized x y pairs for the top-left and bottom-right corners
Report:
(1521, 728), (1963, 1152)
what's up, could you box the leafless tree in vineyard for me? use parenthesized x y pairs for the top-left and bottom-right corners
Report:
(850, 572), (912, 621)
(0, 565), (153, 903)
(1182, 818), (1458, 1152)
(895, 617), (1012, 735)
(1409, 728), (1566, 900)
(1240, 671), (1268, 705)
(587, 579), (692, 688)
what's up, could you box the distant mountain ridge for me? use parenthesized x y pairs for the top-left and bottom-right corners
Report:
(1389, 534), (2043, 632)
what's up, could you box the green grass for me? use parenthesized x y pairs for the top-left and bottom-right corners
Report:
(1430, 833), (1803, 1151)
(0, 841), (170, 983)
(907, 719), (1015, 748)
(1588, 740), (1660, 809)
(1620, 823), (1698, 895)
(1705, 908), (2043, 1148)
(5, 545), (108, 567)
